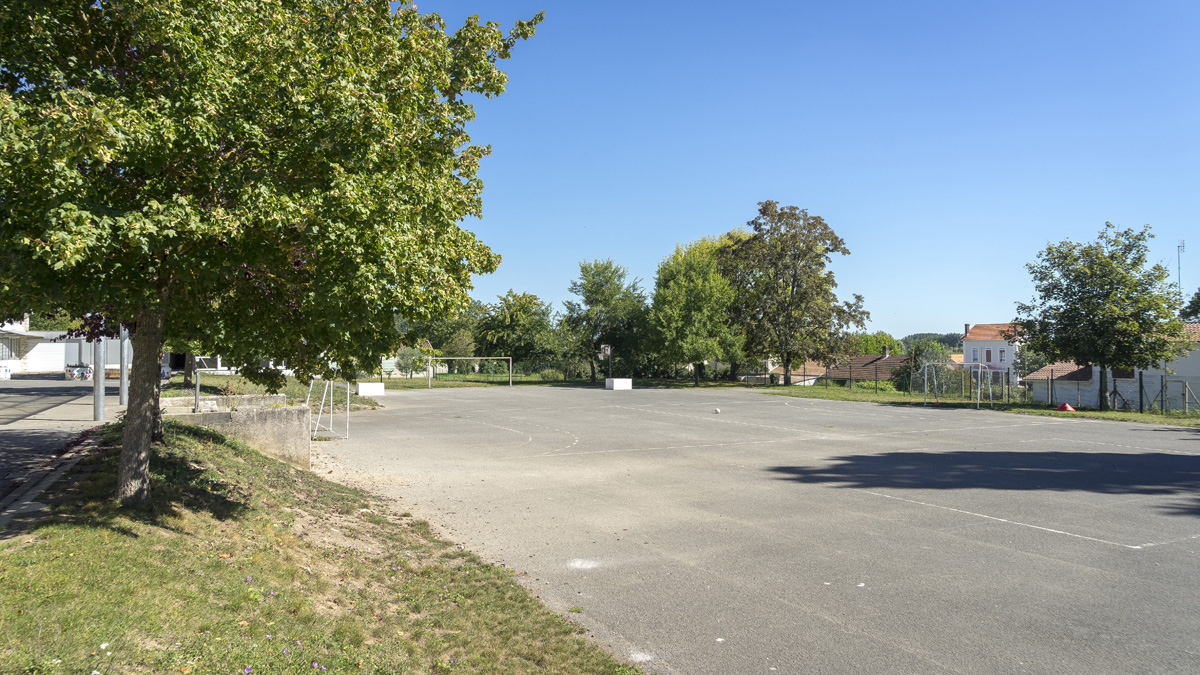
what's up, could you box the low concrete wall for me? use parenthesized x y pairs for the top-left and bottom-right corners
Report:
(164, 406), (310, 470)
(161, 394), (286, 413)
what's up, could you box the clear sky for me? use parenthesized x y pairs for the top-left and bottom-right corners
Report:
(422, 1), (1198, 338)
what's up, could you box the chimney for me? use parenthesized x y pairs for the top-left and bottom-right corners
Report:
(964, 323), (971, 338)
(882, 345), (890, 358)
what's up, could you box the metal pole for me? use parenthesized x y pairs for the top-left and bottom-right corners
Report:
(194, 367), (201, 413)
(508, 357), (512, 387)
(118, 326), (129, 405)
(93, 339), (105, 421)
(1138, 371), (1144, 413)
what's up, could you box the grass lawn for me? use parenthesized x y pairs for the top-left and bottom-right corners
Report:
(0, 420), (643, 675)
(766, 385), (1200, 428)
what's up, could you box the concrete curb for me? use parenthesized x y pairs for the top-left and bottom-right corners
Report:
(0, 434), (102, 531)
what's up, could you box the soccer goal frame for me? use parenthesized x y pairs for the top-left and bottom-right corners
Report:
(922, 362), (998, 409)
(305, 378), (351, 439)
(426, 356), (512, 388)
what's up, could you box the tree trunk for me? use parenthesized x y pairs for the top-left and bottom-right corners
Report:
(183, 353), (195, 388)
(589, 358), (596, 384)
(693, 363), (700, 386)
(783, 353), (793, 386)
(728, 361), (741, 382)
(118, 302), (166, 505)
(1098, 363), (1109, 411)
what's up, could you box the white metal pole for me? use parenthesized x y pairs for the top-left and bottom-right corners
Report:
(93, 339), (105, 421)
(118, 327), (129, 405)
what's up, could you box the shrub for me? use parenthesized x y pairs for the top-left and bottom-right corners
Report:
(539, 369), (560, 381)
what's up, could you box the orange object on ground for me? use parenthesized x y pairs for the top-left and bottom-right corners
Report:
(1057, 403), (1075, 412)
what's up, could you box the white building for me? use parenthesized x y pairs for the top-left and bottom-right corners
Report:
(962, 323), (1019, 380)
(1025, 323), (1200, 410)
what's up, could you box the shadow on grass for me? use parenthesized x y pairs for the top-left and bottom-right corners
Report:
(769, 450), (1200, 516)
(6, 422), (250, 539)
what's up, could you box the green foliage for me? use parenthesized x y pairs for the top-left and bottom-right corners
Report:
(891, 339), (949, 391)
(852, 330), (903, 356)
(1183, 289), (1200, 322)
(721, 201), (868, 384)
(477, 290), (555, 363)
(0, 0), (540, 501)
(900, 333), (963, 352)
(649, 240), (742, 383)
(563, 259), (650, 381)
(394, 346), (427, 376)
(1014, 223), (1186, 410)
(27, 311), (80, 332)
(412, 300), (488, 355)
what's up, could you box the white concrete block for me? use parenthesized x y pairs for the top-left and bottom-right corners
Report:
(605, 378), (632, 390)
(357, 382), (386, 397)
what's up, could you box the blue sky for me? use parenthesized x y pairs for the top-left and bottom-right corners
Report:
(422, 1), (1198, 338)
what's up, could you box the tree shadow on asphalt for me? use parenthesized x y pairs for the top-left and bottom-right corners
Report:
(769, 450), (1200, 516)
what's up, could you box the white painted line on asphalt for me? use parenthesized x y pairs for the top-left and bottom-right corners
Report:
(853, 489), (1144, 550)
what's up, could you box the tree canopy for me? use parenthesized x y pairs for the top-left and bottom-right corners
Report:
(563, 259), (648, 382)
(724, 201), (867, 384)
(477, 290), (555, 364)
(1014, 223), (1186, 410)
(649, 240), (742, 384)
(853, 331), (903, 356)
(1183, 289), (1200, 322)
(0, 0), (540, 502)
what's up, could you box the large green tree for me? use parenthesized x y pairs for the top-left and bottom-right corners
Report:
(0, 1), (540, 503)
(725, 201), (868, 385)
(650, 240), (742, 385)
(1183, 289), (1200, 321)
(1014, 223), (1186, 410)
(477, 290), (555, 364)
(852, 330), (903, 356)
(563, 259), (648, 382)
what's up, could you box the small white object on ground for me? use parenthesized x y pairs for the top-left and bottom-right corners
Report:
(714, 408), (720, 414)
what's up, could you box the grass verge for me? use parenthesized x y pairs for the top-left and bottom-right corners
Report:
(0, 420), (643, 675)
(766, 386), (1200, 428)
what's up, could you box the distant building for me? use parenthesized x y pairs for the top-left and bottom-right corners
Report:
(962, 323), (1019, 381)
(1023, 323), (1200, 410)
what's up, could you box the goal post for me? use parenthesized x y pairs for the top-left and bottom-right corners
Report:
(922, 362), (998, 409)
(426, 356), (512, 387)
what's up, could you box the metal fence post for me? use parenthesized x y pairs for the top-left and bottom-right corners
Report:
(1138, 371), (1144, 413)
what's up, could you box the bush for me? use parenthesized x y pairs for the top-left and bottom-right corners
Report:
(539, 369), (560, 381)
(853, 379), (897, 392)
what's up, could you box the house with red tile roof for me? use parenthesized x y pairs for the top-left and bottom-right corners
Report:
(962, 323), (1019, 380)
(1022, 322), (1200, 410)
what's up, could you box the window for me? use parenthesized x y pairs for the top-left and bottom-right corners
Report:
(0, 338), (18, 360)
(999, 349), (1006, 363)
(971, 347), (979, 362)
(985, 348), (992, 363)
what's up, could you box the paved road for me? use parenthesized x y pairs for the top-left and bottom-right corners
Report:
(320, 387), (1200, 674)
(0, 376), (119, 502)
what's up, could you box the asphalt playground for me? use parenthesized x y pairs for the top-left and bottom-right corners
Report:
(319, 386), (1200, 674)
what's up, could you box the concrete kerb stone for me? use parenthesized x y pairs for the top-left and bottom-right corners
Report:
(0, 435), (101, 531)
